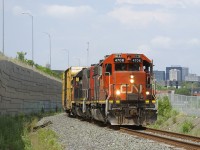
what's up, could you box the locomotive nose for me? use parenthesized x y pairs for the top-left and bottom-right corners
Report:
(113, 72), (146, 100)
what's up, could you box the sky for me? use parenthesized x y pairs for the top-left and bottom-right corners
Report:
(1, 0), (200, 75)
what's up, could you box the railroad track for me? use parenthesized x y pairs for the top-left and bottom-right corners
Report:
(146, 128), (200, 143)
(120, 127), (200, 150)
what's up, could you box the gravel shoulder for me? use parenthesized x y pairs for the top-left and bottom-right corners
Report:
(37, 113), (181, 150)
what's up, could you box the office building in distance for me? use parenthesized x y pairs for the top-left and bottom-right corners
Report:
(154, 70), (165, 81)
(166, 66), (189, 81)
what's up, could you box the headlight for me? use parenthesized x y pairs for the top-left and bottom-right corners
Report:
(130, 79), (134, 83)
(146, 91), (150, 95)
(130, 75), (134, 79)
(116, 90), (121, 95)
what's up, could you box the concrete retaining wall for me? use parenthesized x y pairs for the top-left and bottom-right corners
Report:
(0, 59), (62, 115)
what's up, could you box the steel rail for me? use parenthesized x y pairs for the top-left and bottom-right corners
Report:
(146, 127), (200, 143)
(120, 127), (200, 150)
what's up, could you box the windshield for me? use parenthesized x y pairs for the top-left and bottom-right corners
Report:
(115, 63), (140, 71)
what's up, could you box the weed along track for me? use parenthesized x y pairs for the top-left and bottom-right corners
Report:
(120, 127), (200, 150)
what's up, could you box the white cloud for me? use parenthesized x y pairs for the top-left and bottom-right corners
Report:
(151, 36), (171, 48)
(187, 38), (200, 46)
(43, 5), (94, 18)
(116, 0), (200, 8)
(108, 7), (171, 26)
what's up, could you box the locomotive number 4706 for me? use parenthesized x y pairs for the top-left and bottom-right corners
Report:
(114, 58), (125, 63)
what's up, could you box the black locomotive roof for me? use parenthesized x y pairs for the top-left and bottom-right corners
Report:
(74, 69), (84, 77)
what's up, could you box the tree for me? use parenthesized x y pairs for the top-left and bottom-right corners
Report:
(26, 60), (34, 66)
(175, 88), (190, 96)
(17, 51), (27, 62)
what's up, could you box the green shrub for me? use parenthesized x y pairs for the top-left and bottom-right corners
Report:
(35, 64), (61, 79)
(181, 120), (194, 133)
(172, 116), (177, 123)
(16, 52), (61, 79)
(0, 116), (29, 150)
(17, 51), (27, 62)
(150, 96), (180, 128)
(0, 112), (62, 150)
(175, 88), (191, 96)
(155, 117), (165, 125)
(157, 96), (172, 118)
(26, 60), (34, 66)
(157, 97), (179, 119)
(171, 110), (179, 117)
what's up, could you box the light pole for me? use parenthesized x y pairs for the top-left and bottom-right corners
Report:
(2, 0), (4, 54)
(22, 12), (34, 61)
(43, 32), (51, 69)
(191, 82), (194, 96)
(87, 42), (89, 66)
(62, 49), (69, 68)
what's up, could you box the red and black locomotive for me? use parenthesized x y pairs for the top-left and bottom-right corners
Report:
(62, 53), (157, 125)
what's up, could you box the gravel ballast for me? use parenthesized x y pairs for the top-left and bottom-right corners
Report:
(38, 113), (179, 150)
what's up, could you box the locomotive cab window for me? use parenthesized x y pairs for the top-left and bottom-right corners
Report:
(128, 64), (140, 71)
(105, 64), (112, 75)
(143, 66), (149, 73)
(115, 63), (127, 71)
(143, 60), (150, 73)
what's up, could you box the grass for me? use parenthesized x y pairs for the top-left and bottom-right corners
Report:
(149, 96), (179, 129)
(34, 64), (61, 79)
(17, 52), (61, 79)
(37, 129), (63, 150)
(0, 115), (32, 150)
(180, 120), (194, 133)
(0, 112), (63, 150)
(149, 96), (200, 137)
(190, 128), (200, 137)
(172, 116), (177, 124)
(0, 52), (62, 79)
(29, 128), (64, 150)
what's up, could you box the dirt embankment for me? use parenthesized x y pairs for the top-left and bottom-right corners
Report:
(157, 114), (200, 137)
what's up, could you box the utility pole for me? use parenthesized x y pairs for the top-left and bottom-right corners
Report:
(43, 32), (52, 69)
(2, 0), (4, 54)
(62, 49), (69, 68)
(22, 12), (34, 61)
(87, 42), (89, 66)
(191, 82), (194, 96)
